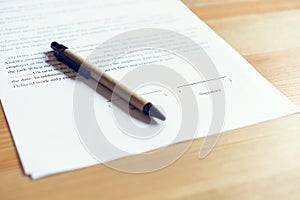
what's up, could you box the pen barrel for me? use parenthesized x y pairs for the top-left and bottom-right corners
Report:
(64, 49), (148, 112)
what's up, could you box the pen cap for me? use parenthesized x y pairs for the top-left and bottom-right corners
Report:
(51, 41), (68, 58)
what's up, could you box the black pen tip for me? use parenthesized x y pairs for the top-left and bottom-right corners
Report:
(143, 103), (166, 121)
(50, 41), (67, 51)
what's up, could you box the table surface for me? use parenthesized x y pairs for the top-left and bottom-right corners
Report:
(1, 0), (300, 199)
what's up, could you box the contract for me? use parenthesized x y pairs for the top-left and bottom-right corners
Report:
(0, 0), (298, 179)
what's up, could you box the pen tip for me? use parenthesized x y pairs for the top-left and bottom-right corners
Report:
(143, 103), (166, 121)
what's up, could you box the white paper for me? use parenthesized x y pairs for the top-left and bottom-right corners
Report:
(0, 0), (298, 179)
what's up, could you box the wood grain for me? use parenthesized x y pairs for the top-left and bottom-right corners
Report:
(245, 49), (300, 106)
(182, 0), (253, 7)
(1, 0), (300, 199)
(190, 0), (300, 20)
(0, 104), (20, 172)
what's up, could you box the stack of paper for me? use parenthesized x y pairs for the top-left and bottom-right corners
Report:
(0, 0), (298, 179)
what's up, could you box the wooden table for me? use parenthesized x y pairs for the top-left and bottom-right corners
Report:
(1, 0), (300, 199)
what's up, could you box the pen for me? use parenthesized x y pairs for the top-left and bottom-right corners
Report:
(50, 41), (166, 121)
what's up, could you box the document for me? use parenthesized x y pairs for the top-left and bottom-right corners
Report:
(0, 0), (298, 179)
